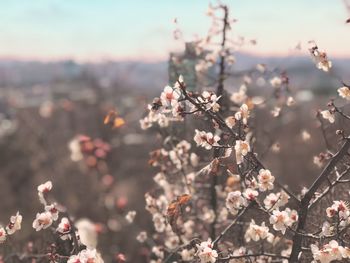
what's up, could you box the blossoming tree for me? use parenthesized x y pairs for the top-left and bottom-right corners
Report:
(139, 3), (350, 263)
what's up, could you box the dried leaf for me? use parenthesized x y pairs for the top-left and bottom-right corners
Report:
(209, 158), (220, 175)
(114, 117), (125, 128)
(167, 194), (191, 233)
(104, 110), (125, 129)
(177, 194), (191, 205)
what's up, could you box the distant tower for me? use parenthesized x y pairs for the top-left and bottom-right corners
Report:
(168, 42), (199, 92)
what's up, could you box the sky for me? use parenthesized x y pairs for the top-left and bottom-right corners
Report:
(0, 0), (349, 62)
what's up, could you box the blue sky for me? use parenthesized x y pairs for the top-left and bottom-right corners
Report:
(0, 0), (349, 61)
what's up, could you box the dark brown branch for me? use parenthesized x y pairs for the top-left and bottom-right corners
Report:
(212, 205), (249, 247)
(220, 252), (290, 261)
(289, 137), (350, 262)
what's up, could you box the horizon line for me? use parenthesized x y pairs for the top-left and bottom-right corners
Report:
(1, 50), (350, 64)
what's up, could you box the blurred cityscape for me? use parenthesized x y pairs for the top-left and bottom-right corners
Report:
(0, 49), (349, 261)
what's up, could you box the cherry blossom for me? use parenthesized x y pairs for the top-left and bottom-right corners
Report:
(152, 213), (166, 233)
(320, 110), (335, 123)
(286, 96), (295, 106)
(309, 43), (332, 72)
(136, 231), (147, 243)
(45, 203), (59, 221)
(160, 86), (181, 107)
(230, 85), (247, 104)
(234, 140), (250, 164)
(311, 240), (344, 263)
(225, 116), (236, 129)
(338, 86), (350, 100)
(196, 239), (218, 263)
(226, 191), (247, 215)
(6, 212), (22, 235)
(0, 227), (6, 243)
(257, 169), (275, 191)
(180, 248), (195, 261)
(75, 218), (99, 249)
(263, 191), (290, 210)
(326, 200), (349, 220)
(68, 137), (83, 162)
(270, 76), (282, 88)
(37, 180), (53, 193)
(32, 212), (53, 231)
(57, 217), (72, 240)
(321, 221), (332, 236)
(68, 248), (104, 263)
(245, 220), (273, 242)
(194, 130), (220, 150)
(234, 104), (249, 124)
(125, 211), (137, 224)
(37, 180), (53, 205)
(269, 208), (298, 234)
(198, 91), (221, 112)
(243, 188), (258, 201)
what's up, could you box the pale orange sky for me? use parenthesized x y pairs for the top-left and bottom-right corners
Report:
(0, 0), (349, 61)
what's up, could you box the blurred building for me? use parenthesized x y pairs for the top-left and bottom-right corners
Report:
(169, 42), (200, 91)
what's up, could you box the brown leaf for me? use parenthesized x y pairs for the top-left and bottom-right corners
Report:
(177, 194), (191, 205)
(167, 194), (191, 233)
(209, 158), (220, 175)
(113, 117), (125, 128)
(104, 110), (125, 128)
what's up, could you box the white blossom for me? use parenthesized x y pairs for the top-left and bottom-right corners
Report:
(225, 116), (236, 129)
(57, 217), (72, 240)
(153, 213), (166, 232)
(0, 227), (6, 243)
(196, 239), (218, 263)
(230, 85), (247, 104)
(194, 130), (220, 150)
(338, 86), (350, 100)
(257, 169), (275, 192)
(226, 191), (247, 215)
(37, 181), (53, 205)
(245, 220), (273, 242)
(263, 191), (289, 210)
(235, 104), (249, 124)
(181, 248), (195, 261)
(243, 188), (258, 201)
(136, 231), (148, 243)
(309, 44), (332, 72)
(234, 140), (250, 164)
(320, 110), (335, 123)
(326, 200), (349, 221)
(75, 218), (98, 249)
(6, 212), (22, 235)
(311, 240), (344, 263)
(270, 77), (282, 88)
(301, 130), (311, 141)
(269, 208), (298, 234)
(68, 248), (104, 263)
(160, 86), (181, 107)
(125, 211), (137, 224)
(286, 96), (295, 106)
(68, 138), (83, 162)
(45, 203), (59, 221)
(32, 212), (53, 231)
(199, 91), (221, 112)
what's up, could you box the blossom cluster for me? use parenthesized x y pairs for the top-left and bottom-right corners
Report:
(0, 211), (22, 244)
(33, 181), (60, 231)
(68, 135), (111, 168)
(311, 240), (350, 263)
(67, 248), (104, 263)
(136, 3), (350, 263)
